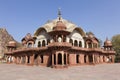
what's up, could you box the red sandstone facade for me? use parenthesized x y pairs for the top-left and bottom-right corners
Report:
(5, 11), (115, 68)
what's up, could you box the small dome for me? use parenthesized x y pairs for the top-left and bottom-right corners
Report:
(104, 38), (112, 46)
(8, 41), (16, 47)
(53, 21), (66, 30)
(25, 33), (32, 40)
(22, 40), (27, 45)
(88, 34), (94, 38)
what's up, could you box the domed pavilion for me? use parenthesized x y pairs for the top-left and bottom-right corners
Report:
(5, 10), (115, 68)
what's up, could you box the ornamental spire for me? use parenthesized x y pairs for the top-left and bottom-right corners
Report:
(106, 37), (108, 41)
(58, 8), (62, 20)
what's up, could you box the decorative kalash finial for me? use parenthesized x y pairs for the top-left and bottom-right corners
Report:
(106, 37), (108, 41)
(58, 8), (62, 20)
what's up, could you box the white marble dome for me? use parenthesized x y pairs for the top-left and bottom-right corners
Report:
(34, 17), (85, 37)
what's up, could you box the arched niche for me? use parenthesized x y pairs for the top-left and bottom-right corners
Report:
(68, 30), (85, 47)
(35, 29), (51, 47)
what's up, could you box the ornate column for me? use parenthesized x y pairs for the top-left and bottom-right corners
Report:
(30, 53), (34, 65)
(25, 55), (28, 64)
(62, 53), (64, 65)
(62, 35), (63, 42)
(92, 54), (95, 64)
(66, 53), (68, 65)
(86, 55), (89, 63)
(52, 54), (54, 66)
(56, 35), (58, 42)
(56, 53), (58, 65)
(112, 55), (115, 63)
(20, 56), (22, 64)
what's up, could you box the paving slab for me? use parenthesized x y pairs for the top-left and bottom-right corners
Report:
(0, 63), (120, 80)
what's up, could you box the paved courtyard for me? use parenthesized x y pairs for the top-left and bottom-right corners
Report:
(0, 63), (120, 80)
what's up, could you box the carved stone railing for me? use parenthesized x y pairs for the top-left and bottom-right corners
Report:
(71, 46), (115, 54)
(48, 42), (72, 48)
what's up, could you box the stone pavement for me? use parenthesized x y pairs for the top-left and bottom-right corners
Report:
(0, 63), (120, 80)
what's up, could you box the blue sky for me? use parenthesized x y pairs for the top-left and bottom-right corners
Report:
(0, 0), (120, 42)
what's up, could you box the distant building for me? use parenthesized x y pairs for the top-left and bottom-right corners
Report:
(5, 10), (115, 68)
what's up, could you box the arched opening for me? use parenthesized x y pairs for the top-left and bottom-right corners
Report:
(88, 43), (92, 48)
(84, 55), (87, 63)
(103, 56), (105, 62)
(64, 54), (66, 65)
(47, 39), (50, 45)
(42, 40), (46, 46)
(54, 54), (56, 65)
(34, 54), (38, 65)
(47, 54), (52, 67)
(88, 55), (93, 63)
(79, 41), (82, 47)
(58, 53), (62, 65)
(85, 42), (87, 48)
(17, 56), (21, 63)
(68, 54), (69, 64)
(28, 43), (32, 48)
(40, 55), (43, 63)
(93, 43), (97, 48)
(57, 35), (62, 42)
(99, 55), (101, 63)
(107, 56), (112, 63)
(63, 35), (66, 42)
(69, 39), (73, 46)
(58, 37), (62, 42)
(110, 56), (113, 62)
(76, 55), (79, 63)
(74, 40), (78, 46)
(21, 56), (26, 64)
(38, 41), (41, 47)
(27, 56), (30, 64)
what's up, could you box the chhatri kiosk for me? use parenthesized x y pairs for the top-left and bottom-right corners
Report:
(5, 11), (115, 68)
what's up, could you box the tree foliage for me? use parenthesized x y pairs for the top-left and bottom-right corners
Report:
(111, 34), (120, 62)
(111, 34), (120, 54)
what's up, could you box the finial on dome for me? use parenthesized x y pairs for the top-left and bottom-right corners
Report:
(58, 8), (62, 20)
(106, 37), (108, 41)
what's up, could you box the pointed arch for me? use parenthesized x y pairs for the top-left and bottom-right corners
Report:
(38, 41), (41, 47)
(34, 27), (47, 36)
(79, 41), (82, 47)
(58, 53), (62, 65)
(47, 39), (50, 45)
(76, 55), (79, 63)
(74, 40), (78, 46)
(42, 40), (46, 46)
(74, 27), (86, 37)
(69, 39), (73, 45)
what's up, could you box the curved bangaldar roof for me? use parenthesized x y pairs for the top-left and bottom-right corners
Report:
(34, 17), (86, 37)
(34, 10), (86, 37)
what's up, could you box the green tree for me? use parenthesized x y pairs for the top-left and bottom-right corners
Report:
(111, 34), (120, 62)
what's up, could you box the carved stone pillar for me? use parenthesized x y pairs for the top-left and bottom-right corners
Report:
(56, 53), (58, 65)
(92, 54), (95, 64)
(62, 35), (63, 42)
(52, 54), (54, 66)
(30, 54), (34, 65)
(86, 55), (89, 63)
(66, 53), (68, 65)
(25, 55), (28, 64)
(62, 53), (64, 65)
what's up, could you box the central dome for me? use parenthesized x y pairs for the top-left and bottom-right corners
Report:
(43, 18), (76, 32)
(53, 20), (66, 31)
(34, 17), (82, 36)
(34, 10), (86, 37)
